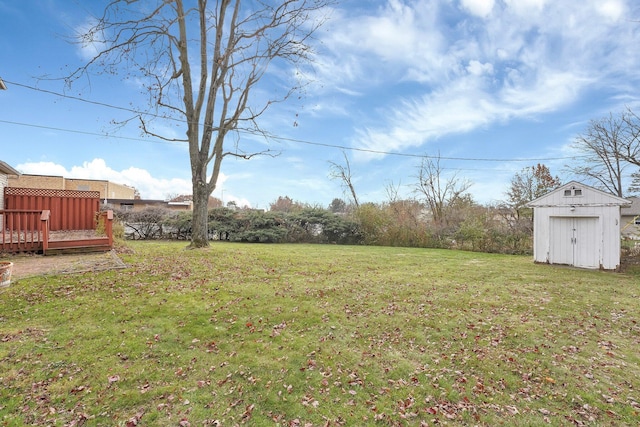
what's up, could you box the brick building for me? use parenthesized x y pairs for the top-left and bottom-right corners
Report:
(8, 174), (136, 200)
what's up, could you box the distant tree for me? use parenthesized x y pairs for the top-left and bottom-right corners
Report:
(329, 151), (359, 207)
(208, 197), (223, 209)
(270, 196), (305, 213)
(565, 112), (631, 197)
(505, 164), (561, 219)
(620, 108), (640, 167)
(328, 198), (348, 214)
(354, 203), (392, 245)
(413, 154), (472, 226)
(628, 169), (640, 196)
(70, 0), (333, 248)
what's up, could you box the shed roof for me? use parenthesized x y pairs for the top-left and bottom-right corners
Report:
(526, 181), (630, 208)
(0, 160), (20, 176)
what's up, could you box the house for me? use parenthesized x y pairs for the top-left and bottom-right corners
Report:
(0, 160), (21, 226)
(526, 181), (631, 270)
(621, 196), (640, 239)
(0, 160), (21, 208)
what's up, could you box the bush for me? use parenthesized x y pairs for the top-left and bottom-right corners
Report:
(116, 207), (171, 240)
(162, 211), (193, 240)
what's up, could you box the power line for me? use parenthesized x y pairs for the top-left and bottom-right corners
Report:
(260, 132), (583, 162)
(0, 119), (176, 144)
(4, 79), (172, 120)
(3, 78), (587, 163)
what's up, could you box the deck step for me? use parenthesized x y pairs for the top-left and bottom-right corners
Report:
(44, 245), (112, 255)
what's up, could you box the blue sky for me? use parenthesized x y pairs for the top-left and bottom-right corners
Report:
(1, 0), (639, 209)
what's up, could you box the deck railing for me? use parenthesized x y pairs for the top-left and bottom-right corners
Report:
(0, 209), (49, 253)
(1, 209), (114, 254)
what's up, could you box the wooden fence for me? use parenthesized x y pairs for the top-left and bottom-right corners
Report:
(4, 187), (100, 231)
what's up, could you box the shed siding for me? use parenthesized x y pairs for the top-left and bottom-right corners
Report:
(529, 182), (627, 270)
(533, 205), (621, 269)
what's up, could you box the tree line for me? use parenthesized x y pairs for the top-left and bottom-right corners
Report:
(113, 170), (537, 255)
(111, 108), (640, 253)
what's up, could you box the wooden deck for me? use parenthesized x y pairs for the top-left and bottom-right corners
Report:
(1, 210), (114, 255)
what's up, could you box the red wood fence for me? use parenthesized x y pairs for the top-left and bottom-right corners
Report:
(4, 187), (100, 231)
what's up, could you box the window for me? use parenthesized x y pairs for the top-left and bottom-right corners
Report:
(564, 187), (582, 197)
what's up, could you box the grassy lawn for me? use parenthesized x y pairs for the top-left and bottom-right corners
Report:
(1, 241), (639, 426)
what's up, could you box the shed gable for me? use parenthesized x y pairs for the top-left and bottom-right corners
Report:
(527, 181), (630, 208)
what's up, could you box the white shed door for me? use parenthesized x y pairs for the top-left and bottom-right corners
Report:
(549, 217), (599, 269)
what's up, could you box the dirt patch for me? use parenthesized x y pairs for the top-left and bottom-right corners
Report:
(4, 250), (128, 281)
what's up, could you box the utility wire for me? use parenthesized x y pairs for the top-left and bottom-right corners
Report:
(3, 78), (586, 163)
(0, 119), (174, 144)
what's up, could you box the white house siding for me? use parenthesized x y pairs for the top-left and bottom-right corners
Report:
(0, 174), (7, 230)
(529, 182), (628, 271)
(0, 173), (7, 210)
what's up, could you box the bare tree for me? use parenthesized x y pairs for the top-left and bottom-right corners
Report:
(414, 154), (472, 226)
(269, 195), (304, 213)
(620, 108), (640, 167)
(565, 112), (632, 197)
(329, 151), (359, 207)
(69, 0), (333, 248)
(506, 164), (561, 219)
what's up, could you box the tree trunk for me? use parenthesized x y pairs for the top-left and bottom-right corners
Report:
(190, 175), (210, 248)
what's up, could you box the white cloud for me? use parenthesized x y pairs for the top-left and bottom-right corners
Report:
(75, 18), (107, 61)
(310, 0), (640, 160)
(17, 161), (68, 176)
(313, 0), (446, 88)
(466, 60), (493, 76)
(17, 158), (195, 201)
(502, 0), (547, 16)
(460, 0), (494, 18)
(352, 66), (594, 160)
(595, 0), (626, 21)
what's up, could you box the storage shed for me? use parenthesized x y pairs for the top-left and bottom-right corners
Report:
(526, 181), (631, 270)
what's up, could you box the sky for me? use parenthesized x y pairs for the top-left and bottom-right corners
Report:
(1, 0), (640, 209)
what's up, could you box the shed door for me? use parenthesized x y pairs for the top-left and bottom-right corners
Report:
(549, 217), (599, 269)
